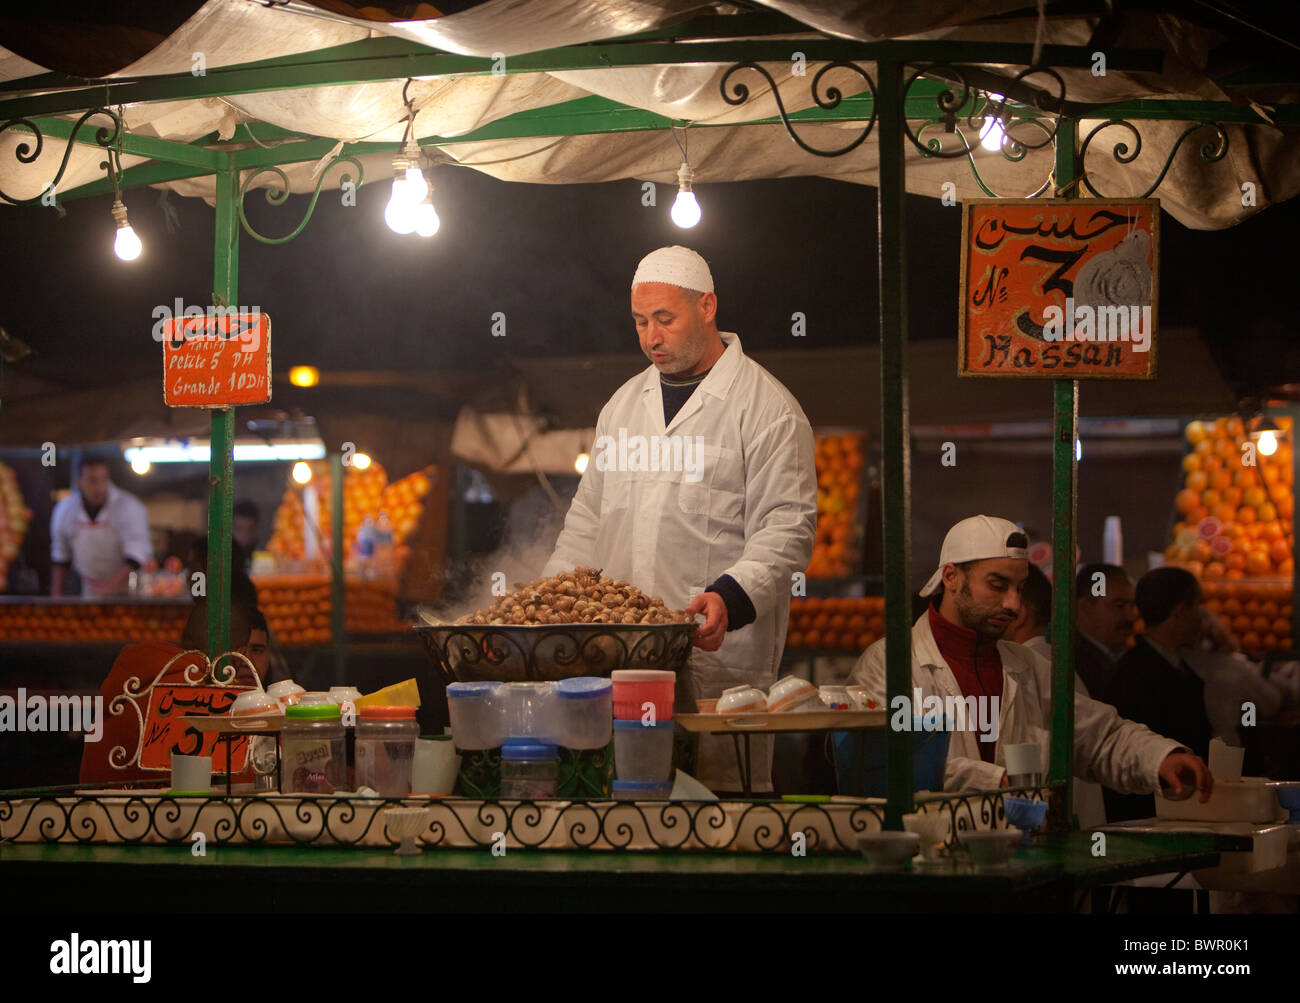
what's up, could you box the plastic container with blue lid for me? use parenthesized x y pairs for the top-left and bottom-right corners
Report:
(612, 779), (673, 801)
(553, 677), (613, 750)
(446, 681), (502, 750)
(500, 740), (558, 799)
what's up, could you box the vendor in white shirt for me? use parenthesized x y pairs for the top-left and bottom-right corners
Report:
(50, 456), (153, 597)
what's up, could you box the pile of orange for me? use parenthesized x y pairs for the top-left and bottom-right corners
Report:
(254, 573), (408, 646)
(1165, 417), (1294, 582)
(0, 603), (188, 642)
(807, 434), (864, 579)
(1200, 581), (1292, 653)
(0, 461), (32, 593)
(786, 596), (884, 651)
(267, 463), (435, 569)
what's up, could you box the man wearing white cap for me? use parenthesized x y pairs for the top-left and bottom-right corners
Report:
(544, 246), (817, 793)
(849, 515), (1213, 802)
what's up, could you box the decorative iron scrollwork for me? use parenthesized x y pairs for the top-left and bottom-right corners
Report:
(902, 63), (1065, 162)
(719, 61), (877, 158)
(0, 107), (122, 206)
(237, 154), (364, 245)
(1080, 120), (1228, 199)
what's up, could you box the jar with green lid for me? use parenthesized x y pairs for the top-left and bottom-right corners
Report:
(281, 704), (345, 794)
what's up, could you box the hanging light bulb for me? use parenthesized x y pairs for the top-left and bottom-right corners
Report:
(414, 184), (439, 237)
(130, 456), (150, 475)
(292, 461), (312, 484)
(979, 93), (1007, 153)
(111, 199), (142, 261)
(670, 161), (701, 229)
(574, 451), (590, 475)
(384, 154), (418, 235)
(403, 141), (429, 204)
(1258, 430), (1279, 455)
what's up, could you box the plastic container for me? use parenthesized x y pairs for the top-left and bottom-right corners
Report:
(498, 682), (559, 743)
(281, 705), (346, 794)
(329, 686), (363, 720)
(553, 677), (613, 750)
(296, 692), (336, 708)
(612, 780), (673, 801)
(446, 681), (502, 749)
(610, 669), (676, 721)
(355, 706), (420, 797)
(613, 719), (675, 782)
(500, 740), (558, 799)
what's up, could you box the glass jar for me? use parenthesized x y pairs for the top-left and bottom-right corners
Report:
(281, 705), (345, 794)
(500, 740), (558, 799)
(355, 706), (420, 797)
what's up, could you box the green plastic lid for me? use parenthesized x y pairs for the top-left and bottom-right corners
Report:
(285, 704), (341, 720)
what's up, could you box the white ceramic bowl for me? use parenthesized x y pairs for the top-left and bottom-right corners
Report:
(229, 690), (281, 725)
(962, 829), (1022, 869)
(716, 685), (767, 714)
(766, 676), (819, 713)
(858, 831), (920, 870)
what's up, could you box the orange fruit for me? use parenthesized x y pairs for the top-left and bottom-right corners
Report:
(1279, 558), (1294, 576)
(1238, 506), (1258, 525)
(1226, 417), (1245, 438)
(1203, 561), (1226, 580)
(1269, 539), (1291, 565)
(1186, 471), (1208, 492)
(1262, 633), (1279, 651)
(786, 630), (804, 648)
(1244, 487), (1267, 508)
(1246, 550), (1272, 576)
(1242, 631), (1262, 651)
(1181, 453), (1202, 474)
(1226, 568), (1246, 580)
(1231, 614), (1252, 632)
(1185, 420), (1209, 444)
(1175, 489), (1198, 514)
(1217, 438), (1239, 462)
(1258, 502), (1278, 523)
(1272, 617), (1291, 636)
(1201, 489), (1222, 509)
(1209, 469), (1233, 492)
(1184, 560), (1205, 579)
(1223, 597), (1244, 616)
(1223, 487), (1243, 507)
(1188, 506), (1210, 525)
(1252, 615), (1271, 633)
(1237, 468), (1260, 489)
(1205, 598), (1223, 615)
(1194, 439), (1215, 459)
(1212, 503), (1237, 524)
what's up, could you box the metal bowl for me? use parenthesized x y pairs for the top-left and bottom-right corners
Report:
(414, 622), (695, 682)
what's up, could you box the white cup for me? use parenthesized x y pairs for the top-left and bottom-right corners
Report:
(170, 753), (213, 793)
(411, 738), (461, 795)
(1003, 742), (1041, 787)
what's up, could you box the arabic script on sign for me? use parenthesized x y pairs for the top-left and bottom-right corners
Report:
(139, 685), (248, 772)
(959, 199), (1158, 379)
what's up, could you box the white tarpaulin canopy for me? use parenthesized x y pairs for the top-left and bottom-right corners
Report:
(1, 0), (1297, 228)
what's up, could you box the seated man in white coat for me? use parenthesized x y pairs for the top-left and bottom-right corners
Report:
(544, 246), (817, 793)
(850, 515), (1212, 800)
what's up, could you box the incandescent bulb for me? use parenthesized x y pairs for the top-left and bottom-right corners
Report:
(414, 196), (439, 237)
(352, 452), (372, 470)
(574, 452), (590, 475)
(385, 177), (417, 234)
(670, 191), (701, 228)
(292, 461), (312, 484)
(114, 224), (142, 261)
(404, 165), (428, 203)
(1258, 430), (1278, 455)
(130, 456), (150, 475)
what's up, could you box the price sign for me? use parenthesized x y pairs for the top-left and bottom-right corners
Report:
(162, 310), (271, 406)
(138, 685), (248, 772)
(959, 199), (1158, 379)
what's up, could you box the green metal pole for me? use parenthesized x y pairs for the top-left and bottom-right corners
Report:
(1287, 406), (1299, 651)
(330, 451), (346, 677)
(1048, 118), (1079, 827)
(206, 160), (239, 659)
(876, 58), (913, 830)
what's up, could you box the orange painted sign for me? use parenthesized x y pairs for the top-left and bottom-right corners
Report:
(959, 199), (1158, 379)
(162, 310), (271, 406)
(139, 685), (248, 772)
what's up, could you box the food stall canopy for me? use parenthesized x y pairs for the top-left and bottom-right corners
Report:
(1, 0), (1297, 229)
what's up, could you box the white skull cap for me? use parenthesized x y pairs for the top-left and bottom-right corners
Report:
(631, 245), (714, 293)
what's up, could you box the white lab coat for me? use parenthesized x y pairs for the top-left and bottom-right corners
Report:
(849, 612), (1181, 794)
(50, 482), (152, 597)
(544, 333), (817, 790)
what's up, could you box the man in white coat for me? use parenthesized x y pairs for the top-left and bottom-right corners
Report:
(850, 515), (1212, 801)
(544, 246), (817, 792)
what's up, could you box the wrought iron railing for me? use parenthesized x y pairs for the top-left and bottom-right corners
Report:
(0, 787), (1046, 853)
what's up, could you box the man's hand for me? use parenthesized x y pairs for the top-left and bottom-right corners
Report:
(685, 591), (728, 651)
(1159, 752), (1213, 802)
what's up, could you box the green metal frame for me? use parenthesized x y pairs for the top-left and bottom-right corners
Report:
(1, 18), (1288, 816)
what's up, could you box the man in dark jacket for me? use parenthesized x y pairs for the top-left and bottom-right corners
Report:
(1074, 563), (1136, 705)
(1105, 567), (1213, 821)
